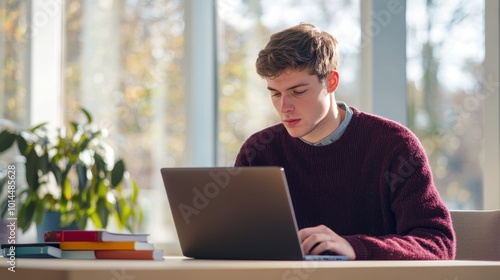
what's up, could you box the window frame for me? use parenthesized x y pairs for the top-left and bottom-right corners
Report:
(483, 0), (500, 209)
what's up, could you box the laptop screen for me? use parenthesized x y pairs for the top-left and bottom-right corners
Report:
(160, 166), (305, 260)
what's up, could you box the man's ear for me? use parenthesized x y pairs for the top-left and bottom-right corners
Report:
(326, 71), (339, 93)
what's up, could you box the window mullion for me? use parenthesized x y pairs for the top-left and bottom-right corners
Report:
(184, 0), (217, 167)
(29, 0), (63, 127)
(365, 0), (407, 125)
(483, 0), (500, 209)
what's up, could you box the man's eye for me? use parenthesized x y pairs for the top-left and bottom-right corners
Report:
(271, 92), (281, 97)
(292, 90), (306, 94)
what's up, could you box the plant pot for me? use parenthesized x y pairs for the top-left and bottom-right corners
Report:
(36, 211), (79, 242)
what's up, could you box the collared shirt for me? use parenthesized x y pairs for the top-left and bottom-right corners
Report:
(300, 101), (353, 146)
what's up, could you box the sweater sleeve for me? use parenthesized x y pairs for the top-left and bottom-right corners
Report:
(234, 126), (282, 167)
(234, 140), (254, 167)
(344, 134), (456, 260)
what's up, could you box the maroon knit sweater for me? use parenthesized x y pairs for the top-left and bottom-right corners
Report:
(234, 107), (456, 260)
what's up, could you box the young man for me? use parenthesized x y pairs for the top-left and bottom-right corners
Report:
(234, 23), (455, 260)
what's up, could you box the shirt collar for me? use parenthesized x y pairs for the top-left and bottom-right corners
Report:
(300, 101), (353, 146)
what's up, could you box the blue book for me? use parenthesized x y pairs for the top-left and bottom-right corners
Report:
(2, 245), (62, 258)
(1, 242), (60, 249)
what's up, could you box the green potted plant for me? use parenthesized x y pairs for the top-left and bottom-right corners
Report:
(0, 108), (143, 240)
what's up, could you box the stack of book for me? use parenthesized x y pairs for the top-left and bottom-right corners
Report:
(1, 230), (164, 261)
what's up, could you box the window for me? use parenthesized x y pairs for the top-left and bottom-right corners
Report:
(0, 0), (30, 208)
(0, 1), (29, 127)
(62, 0), (185, 243)
(217, 0), (362, 165)
(407, 0), (485, 209)
(1, 1), (498, 245)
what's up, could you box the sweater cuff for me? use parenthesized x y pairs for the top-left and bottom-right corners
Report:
(343, 235), (369, 260)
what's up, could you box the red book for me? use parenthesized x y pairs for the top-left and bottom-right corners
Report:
(95, 249), (164, 260)
(44, 230), (149, 243)
(59, 241), (154, 251)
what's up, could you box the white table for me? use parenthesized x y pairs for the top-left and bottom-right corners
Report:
(1, 256), (499, 280)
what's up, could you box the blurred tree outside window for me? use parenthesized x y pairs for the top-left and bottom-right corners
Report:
(407, 0), (485, 209)
(0, 0), (29, 127)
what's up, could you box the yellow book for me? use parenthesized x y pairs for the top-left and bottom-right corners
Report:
(59, 241), (154, 251)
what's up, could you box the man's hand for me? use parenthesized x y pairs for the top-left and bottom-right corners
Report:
(298, 225), (356, 260)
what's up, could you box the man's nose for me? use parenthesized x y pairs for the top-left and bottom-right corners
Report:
(280, 94), (293, 112)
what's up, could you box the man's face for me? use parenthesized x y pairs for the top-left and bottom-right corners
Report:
(266, 68), (339, 143)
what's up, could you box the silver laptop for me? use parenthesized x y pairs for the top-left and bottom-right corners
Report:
(160, 166), (348, 261)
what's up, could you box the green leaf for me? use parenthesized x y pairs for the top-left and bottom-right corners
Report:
(76, 163), (88, 192)
(114, 201), (124, 229)
(88, 179), (98, 201)
(120, 201), (132, 227)
(138, 207), (144, 229)
(59, 198), (68, 213)
(41, 193), (56, 210)
(18, 199), (37, 232)
(50, 161), (62, 186)
(16, 135), (28, 156)
(59, 180), (70, 213)
(89, 211), (103, 229)
(60, 212), (76, 227)
(79, 138), (91, 152)
(97, 180), (108, 198)
(30, 122), (48, 132)
(25, 149), (40, 191)
(61, 163), (73, 184)
(81, 107), (93, 124)
(93, 154), (106, 178)
(97, 198), (109, 229)
(131, 178), (139, 204)
(70, 122), (78, 135)
(80, 187), (91, 207)
(63, 179), (72, 201)
(111, 159), (125, 187)
(0, 130), (17, 153)
(76, 211), (88, 229)
(38, 152), (50, 175)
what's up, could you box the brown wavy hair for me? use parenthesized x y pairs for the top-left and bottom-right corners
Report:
(256, 23), (338, 80)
